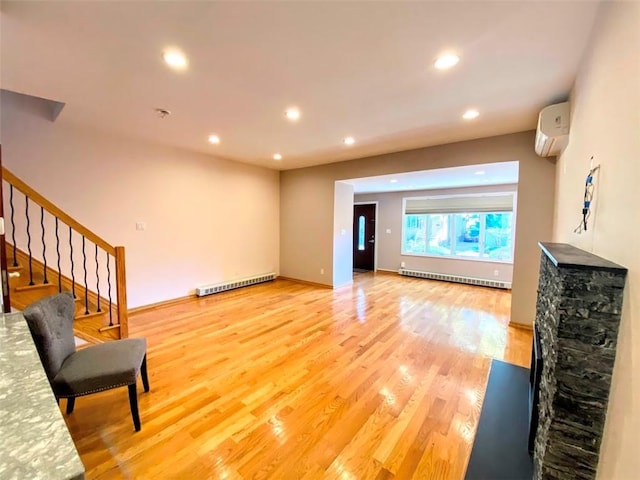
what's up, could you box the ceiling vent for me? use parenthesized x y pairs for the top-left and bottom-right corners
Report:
(535, 102), (570, 157)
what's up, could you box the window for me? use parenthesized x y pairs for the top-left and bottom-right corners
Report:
(402, 194), (514, 262)
(453, 213), (480, 257)
(357, 215), (365, 250)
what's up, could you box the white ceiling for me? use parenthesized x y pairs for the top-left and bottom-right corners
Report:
(346, 161), (520, 194)
(0, 1), (599, 170)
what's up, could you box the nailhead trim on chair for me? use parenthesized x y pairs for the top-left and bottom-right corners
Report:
(56, 381), (134, 398)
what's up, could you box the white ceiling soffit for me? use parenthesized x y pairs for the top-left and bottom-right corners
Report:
(346, 161), (520, 194)
(1, 89), (66, 121)
(0, 2), (599, 170)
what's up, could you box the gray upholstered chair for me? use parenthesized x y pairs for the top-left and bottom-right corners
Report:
(23, 292), (150, 431)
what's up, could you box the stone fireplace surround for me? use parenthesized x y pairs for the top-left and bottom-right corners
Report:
(533, 243), (627, 480)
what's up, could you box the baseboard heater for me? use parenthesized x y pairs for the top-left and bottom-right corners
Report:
(196, 273), (276, 297)
(398, 268), (511, 289)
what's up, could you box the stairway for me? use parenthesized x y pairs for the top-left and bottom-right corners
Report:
(2, 165), (128, 343)
(7, 245), (119, 343)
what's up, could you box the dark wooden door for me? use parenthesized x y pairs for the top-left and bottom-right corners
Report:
(353, 204), (376, 271)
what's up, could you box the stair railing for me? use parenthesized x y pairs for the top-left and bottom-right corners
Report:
(2, 167), (128, 338)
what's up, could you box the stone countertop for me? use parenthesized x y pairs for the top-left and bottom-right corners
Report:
(0, 312), (85, 480)
(538, 242), (627, 274)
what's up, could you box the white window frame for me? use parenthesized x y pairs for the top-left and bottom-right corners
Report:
(401, 193), (516, 264)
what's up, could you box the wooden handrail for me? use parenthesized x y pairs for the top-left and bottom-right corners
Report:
(2, 167), (115, 255)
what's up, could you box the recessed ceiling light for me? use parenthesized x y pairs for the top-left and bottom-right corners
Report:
(343, 137), (355, 145)
(434, 53), (460, 70)
(163, 49), (188, 70)
(475, 170), (486, 175)
(208, 134), (220, 144)
(273, 153), (282, 161)
(390, 179), (398, 183)
(463, 109), (480, 120)
(285, 107), (301, 121)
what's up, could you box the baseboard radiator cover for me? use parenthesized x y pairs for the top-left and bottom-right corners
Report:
(398, 268), (512, 289)
(196, 273), (276, 297)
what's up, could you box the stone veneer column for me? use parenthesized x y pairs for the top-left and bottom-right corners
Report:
(533, 243), (627, 480)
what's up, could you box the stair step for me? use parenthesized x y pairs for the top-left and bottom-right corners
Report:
(9, 270), (56, 285)
(74, 309), (108, 321)
(14, 283), (58, 293)
(8, 265), (22, 273)
(7, 243), (121, 343)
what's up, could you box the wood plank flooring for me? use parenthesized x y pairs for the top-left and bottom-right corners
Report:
(63, 272), (531, 479)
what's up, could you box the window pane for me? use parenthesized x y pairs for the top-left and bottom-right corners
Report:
(358, 215), (365, 250)
(483, 212), (513, 260)
(426, 214), (451, 255)
(403, 214), (427, 254)
(453, 213), (480, 257)
(402, 209), (514, 263)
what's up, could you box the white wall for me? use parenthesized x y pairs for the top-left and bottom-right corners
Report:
(355, 183), (516, 283)
(553, 2), (639, 478)
(333, 181), (354, 287)
(1, 90), (280, 308)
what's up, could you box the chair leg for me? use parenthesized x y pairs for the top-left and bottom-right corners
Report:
(141, 355), (150, 392)
(66, 397), (75, 414)
(128, 383), (141, 432)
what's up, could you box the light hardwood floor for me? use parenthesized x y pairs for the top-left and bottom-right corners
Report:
(63, 272), (532, 479)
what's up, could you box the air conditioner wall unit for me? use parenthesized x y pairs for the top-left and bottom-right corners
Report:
(535, 102), (570, 157)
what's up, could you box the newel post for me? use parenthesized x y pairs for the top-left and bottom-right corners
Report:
(115, 246), (128, 338)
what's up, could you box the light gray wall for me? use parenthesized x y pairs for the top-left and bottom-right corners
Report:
(280, 130), (556, 326)
(280, 168), (335, 286)
(355, 183), (517, 283)
(552, 2), (639, 477)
